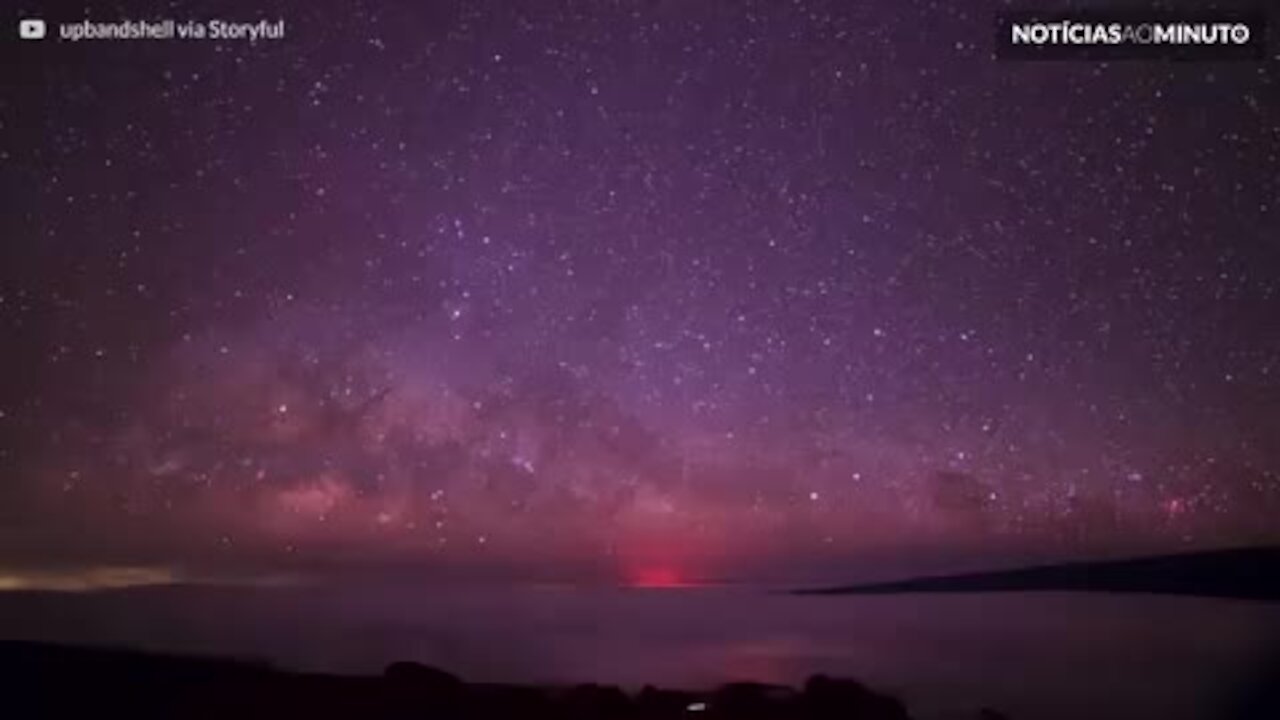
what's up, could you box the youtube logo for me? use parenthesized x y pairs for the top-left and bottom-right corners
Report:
(19, 18), (47, 40)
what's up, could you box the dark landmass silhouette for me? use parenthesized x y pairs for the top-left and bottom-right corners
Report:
(792, 545), (1280, 601)
(0, 639), (934, 719)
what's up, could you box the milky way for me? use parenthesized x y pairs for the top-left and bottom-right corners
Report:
(1, 1), (1278, 585)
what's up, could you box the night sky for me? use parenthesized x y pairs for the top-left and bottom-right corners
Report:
(1, 1), (1278, 589)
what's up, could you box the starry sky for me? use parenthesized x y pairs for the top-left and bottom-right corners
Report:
(1, 1), (1278, 588)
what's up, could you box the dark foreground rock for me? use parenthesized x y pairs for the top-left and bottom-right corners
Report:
(0, 639), (956, 719)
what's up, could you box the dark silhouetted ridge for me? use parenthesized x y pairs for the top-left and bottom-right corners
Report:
(793, 545), (1280, 601)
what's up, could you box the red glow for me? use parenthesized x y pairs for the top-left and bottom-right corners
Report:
(628, 566), (684, 589)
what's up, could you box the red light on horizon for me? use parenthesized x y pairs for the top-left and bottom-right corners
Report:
(628, 566), (684, 589)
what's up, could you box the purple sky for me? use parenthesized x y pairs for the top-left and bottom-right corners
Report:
(1, 1), (1277, 588)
